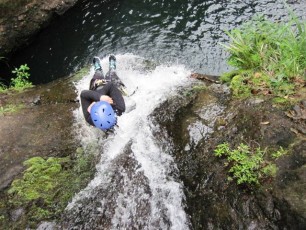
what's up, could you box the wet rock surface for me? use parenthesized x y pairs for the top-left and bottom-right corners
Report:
(62, 142), (152, 230)
(0, 73), (305, 228)
(0, 0), (305, 228)
(0, 76), (79, 191)
(0, 0), (79, 56)
(153, 79), (306, 229)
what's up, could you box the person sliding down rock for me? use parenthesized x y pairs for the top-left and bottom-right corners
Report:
(80, 55), (126, 131)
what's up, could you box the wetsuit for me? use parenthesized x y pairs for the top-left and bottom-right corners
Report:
(80, 70), (126, 126)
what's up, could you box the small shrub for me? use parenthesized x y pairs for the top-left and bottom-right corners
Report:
(11, 64), (32, 90)
(0, 64), (33, 93)
(214, 142), (286, 186)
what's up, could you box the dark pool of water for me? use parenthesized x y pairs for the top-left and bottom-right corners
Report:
(0, 0), (305, 85)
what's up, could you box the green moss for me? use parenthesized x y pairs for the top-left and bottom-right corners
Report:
(72, 67), (90, 81)
(8, 157), (69, 204)
(272, 97), (290, 104)
(5, 150), (96, 228)
(220, 70), (240, 83)
(192, 84), (207, 92)
(0, 104), (24, 115)
(184, 84), (207, 97)
(230, 75), (251, 98)
(249, 73), (271, 89)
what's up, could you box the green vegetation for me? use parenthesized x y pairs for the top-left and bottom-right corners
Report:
(4, 148), (96, 228)
(0, 82), (8, 93)
(214, 143), (287, 186)
(271, 146), (288, 159)
(221, 15), (306, 98)
(73, 66), (90, 81)
(0, 64), (33, 92)
(11, 64), (33, 90)
(8, 157), (70, 205)
(0, 104), (24, 115)
(184, 84), (207, 97)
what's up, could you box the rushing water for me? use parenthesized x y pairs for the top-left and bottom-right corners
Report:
(1, 0), (304, 228)
(1, 0), (305, 85)
(66, 54), (191, 229)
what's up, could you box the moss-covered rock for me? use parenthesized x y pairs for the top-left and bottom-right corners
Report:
(1, 150), (96, 229)
(152, 81), (306, 229)
(0, 67), (92, 228)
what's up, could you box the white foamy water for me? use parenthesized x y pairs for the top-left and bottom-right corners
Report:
(68, 54), (191, 229)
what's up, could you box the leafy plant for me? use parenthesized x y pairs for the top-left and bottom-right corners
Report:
(8, 157), (70, 204)
(214, 142), (287, 186)
(221, 14), (306, 98)
(0, 82), (8, 92)
(271, 146), (288, 159)
(0, 104), (24, 115)
(11, 64), (32, 90)
(6, 150), (96, 227)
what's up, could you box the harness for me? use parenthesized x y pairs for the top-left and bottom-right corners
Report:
(94, 79), (128, 96)
(94, 79), (108, 90)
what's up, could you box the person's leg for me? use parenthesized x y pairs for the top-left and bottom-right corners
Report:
(109, 54), (116, 71)
(92, 70), (104, 79)
(90, 57), (105, 89)
(106, 54), (125, 88)
(93, 57), (103, 72)
(97, 82), (125, 115)
(104, 55), (116, 82)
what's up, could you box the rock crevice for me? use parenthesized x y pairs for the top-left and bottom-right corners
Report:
(0, 0), (79, 57)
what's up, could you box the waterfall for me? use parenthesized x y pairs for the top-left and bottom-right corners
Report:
(67, 54), (191, 229)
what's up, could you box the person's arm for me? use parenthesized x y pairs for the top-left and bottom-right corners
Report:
(96, 82), (125, 115)
(80, 90), (102, 125)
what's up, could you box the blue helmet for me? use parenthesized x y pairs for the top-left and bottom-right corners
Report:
(90, 101), (117, 131)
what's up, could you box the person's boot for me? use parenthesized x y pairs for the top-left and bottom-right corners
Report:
(93, 57), (102, 71)
(109, 54), (116, 71)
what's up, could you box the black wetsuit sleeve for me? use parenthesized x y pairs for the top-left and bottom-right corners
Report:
(80, 90), (102, 126)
